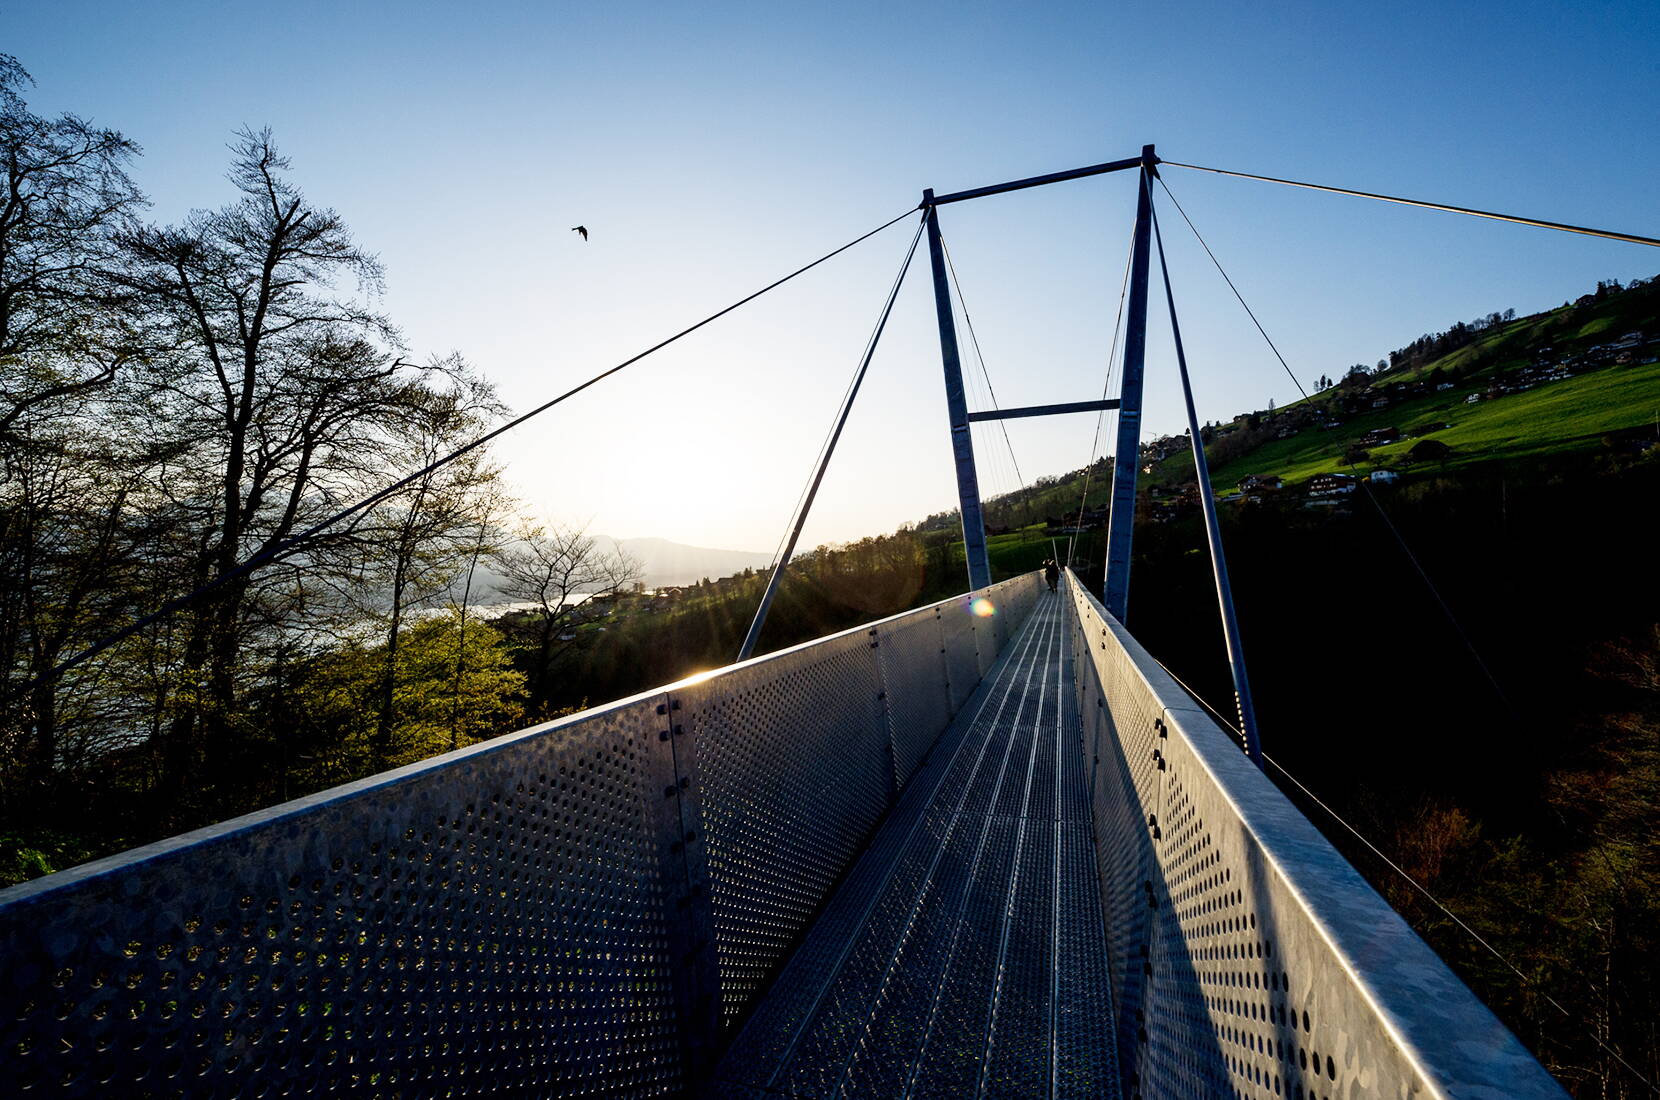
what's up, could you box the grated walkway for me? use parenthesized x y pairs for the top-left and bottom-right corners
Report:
(712, 593), (1119, 1099)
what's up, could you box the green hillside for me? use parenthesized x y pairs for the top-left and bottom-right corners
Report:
(899, 273), (1660, 598)
(1210, 358), (1660, 488)
(963, 276), (1660, 520)
(1193, 278), (1660, 490)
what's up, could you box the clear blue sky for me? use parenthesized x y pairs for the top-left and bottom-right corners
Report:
(7, 0), (1657, 551)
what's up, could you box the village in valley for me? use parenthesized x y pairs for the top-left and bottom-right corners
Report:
(1123, 283), (1659, 523)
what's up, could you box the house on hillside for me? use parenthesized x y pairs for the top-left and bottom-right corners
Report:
(1359, 427), (1400, 447)
(1369, 470), (1399, 484)
(1238, 474), (1283, 494)
(1406, 439), (1453, 464)
(1308, 472), (1357, 496)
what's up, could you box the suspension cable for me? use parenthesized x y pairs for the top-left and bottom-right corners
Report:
(761, 213), (929, 580)
(34, 207), (920, 689)
(1156, 177), (1307, 402)
(1157, 175), (1522, 707)
(1065, 205), (1139, 568)
(738, 214), (929, 660)
(940, 235), (1025, 489)
(1161, 173), (1644, 882)
(1162, 161), (1660, 248)
(1149, 181), (1658, 1091)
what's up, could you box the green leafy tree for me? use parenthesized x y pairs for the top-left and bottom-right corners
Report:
(288, 610), (525, 786)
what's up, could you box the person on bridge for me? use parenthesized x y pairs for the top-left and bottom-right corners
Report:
(1044, 558), (1060, 592)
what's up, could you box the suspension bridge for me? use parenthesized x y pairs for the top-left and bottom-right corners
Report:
(5, 145), (1651, 1098)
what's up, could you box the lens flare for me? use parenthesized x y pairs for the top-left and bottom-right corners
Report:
(970, 596), (996, 618)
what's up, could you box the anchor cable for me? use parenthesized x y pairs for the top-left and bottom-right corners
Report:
(34, 207), (920, 689)
(738, 214), (929, 660)
(1157, 175), (1517, 708)
(1162, 160), (1660, 248)
(941, 234), (1025, 490)
(1148, 182), (1657, 1091)
(1065, 204), (1139, 568)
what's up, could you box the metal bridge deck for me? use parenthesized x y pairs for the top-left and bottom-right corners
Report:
(713, 593), (1119, 1099)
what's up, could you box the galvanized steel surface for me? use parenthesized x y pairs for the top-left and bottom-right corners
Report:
(1065, 575), (1568, 1100)
(674, 574), (1045, 1038)
(0, 691), (691, 1098)
(0, 569), (1560, 1099)
(0, 573), (1044, 1098)
(711, 590), (1117, 1099)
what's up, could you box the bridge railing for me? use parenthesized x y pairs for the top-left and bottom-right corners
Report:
(0, 572), (1044, 1098)
(1064, 572), (1567, 1099)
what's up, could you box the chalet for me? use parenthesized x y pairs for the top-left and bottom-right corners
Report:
(1238, 474), (1283, 494)
(1369, 470), (1399, 484)
(1612, 331), (1643, 350)
(1308, 472), (1357, 497)
(1359, 427), (1400, 447)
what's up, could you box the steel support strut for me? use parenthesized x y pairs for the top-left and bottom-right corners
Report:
(738, 216), (928, 660)
(966, 398), (1119, 423)
(923, 189), (992, 591)
(1151, 202), (1263, 764)
(1103, 146), (1157, 619)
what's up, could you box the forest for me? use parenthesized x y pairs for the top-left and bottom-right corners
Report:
(0, 58), (635, 870)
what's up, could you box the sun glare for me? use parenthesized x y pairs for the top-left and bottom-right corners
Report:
(971, 597), (996, 618)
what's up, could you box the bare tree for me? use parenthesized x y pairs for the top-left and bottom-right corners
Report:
(0, 54), (143, 433)
(115, 128), (442, 820)
(0, 55), (146, 805)
(496, 525), (640, 711)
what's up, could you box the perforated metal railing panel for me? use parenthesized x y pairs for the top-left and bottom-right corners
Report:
(1064, 574), (1568, 1100)
(711, 590), (1119, 1100)
(0, 692), (691, 1099)
(668, 574), (1045, 1037)
(3, 568), (1560, 1099)
(0, 573), (1045, 1099)
(875, 608), (952, 793)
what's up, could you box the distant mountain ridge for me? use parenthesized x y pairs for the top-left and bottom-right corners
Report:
(597, 536), (775, 589)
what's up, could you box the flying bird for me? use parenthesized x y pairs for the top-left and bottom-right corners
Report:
(571, 225), (588, 241)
